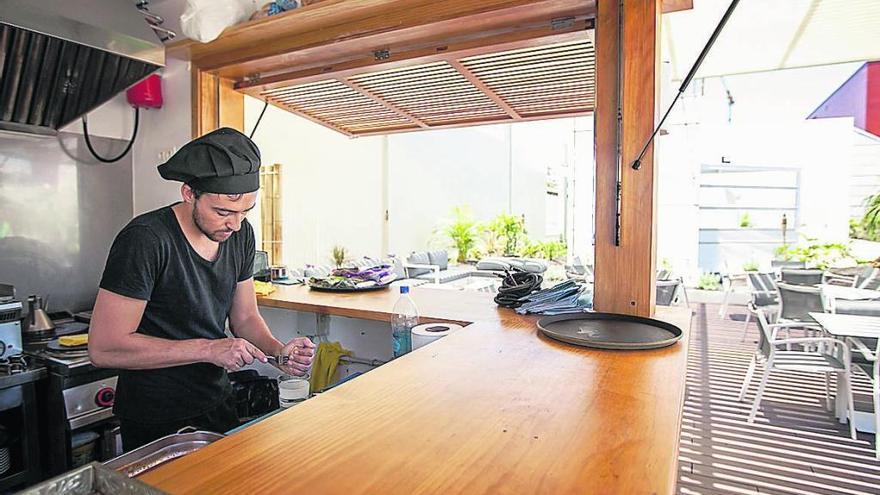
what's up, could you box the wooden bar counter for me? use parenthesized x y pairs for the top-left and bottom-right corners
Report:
(140, 286), (692, 494)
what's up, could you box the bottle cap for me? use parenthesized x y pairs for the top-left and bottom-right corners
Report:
(400, 285), (410, 294)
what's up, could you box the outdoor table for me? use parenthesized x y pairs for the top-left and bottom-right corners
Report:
(819, 284), (880, 302)
(809, 312), (879, 433)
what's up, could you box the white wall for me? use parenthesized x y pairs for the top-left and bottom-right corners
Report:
(131, 58), (193, 215)
(386, 124), (511, 255)
(60, 95), (136, 140)
(58, 59), (189, 216)
(244, 97), (385, 268)
(387, 120), (579, 258)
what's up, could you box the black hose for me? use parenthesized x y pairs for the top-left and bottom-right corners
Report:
(82, 106), (140, 163)
(494, 269), (543, 308)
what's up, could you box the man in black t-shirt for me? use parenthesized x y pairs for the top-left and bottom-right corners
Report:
(89, 128), (315, 451)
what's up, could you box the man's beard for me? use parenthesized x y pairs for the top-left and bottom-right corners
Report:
(192, 206), (232, 242)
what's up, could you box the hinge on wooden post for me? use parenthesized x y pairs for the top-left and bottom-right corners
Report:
(243, 73), (262, 84)
(551, 17), (575, 30)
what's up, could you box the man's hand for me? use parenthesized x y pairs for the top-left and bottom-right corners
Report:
(277, 337), (316, 376)
(206, 338), (268, 371)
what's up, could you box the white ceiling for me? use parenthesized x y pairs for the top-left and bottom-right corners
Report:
(661, 0), (880, 81)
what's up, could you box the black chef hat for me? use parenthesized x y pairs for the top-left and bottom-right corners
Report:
(158, 127), (261, 194)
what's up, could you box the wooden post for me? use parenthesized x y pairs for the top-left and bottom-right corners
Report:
(191, 67), (245, 138)
(593, 0), (661, 316)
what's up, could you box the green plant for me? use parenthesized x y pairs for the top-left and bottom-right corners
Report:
(484, 213), (527, 256)
(742, 261), (759, 272)
(860, 192), (880, 239)
(774, 237), (853, 269)
(739, 212), (752, 228)
(520, 241), (543, 258)
(441, 206), (479, 263)
(697, 272), (721, 291)
(541, 240), (567, 261)
(331, 245), (348, 268)
(660, 258), (672, 272)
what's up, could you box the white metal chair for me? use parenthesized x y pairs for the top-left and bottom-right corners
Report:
(846, 336), (879, 459)
(775, 282), (826, 350)
(779, 268), (825, 286)
(741, 272), (779, 341)
(738, 310), (856, 440)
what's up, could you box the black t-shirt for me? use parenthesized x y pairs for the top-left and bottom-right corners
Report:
(99, 204), (255, 424)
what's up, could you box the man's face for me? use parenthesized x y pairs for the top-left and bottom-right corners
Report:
(190, 190), (257, 242)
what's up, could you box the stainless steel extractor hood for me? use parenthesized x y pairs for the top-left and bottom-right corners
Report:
(0, 0), (164, 136)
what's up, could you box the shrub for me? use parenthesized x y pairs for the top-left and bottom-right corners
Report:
(697, 272), (721, 291)
(442, 206), (478, 263)
(484, 213), (527, 256)
(774, 237), (853, 270)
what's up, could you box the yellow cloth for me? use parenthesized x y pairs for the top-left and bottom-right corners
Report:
(254, 280), (276, 297)
(309, 341), (353, 392)
(59, 334), (88, 347)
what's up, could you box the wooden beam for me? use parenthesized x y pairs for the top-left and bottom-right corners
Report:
(171, 0), (592, 79)
(219, 77), (244, 131)
(192, 68), (245, 138)
(661, 0), (693, 14)
(438, 60), (520, 119)
(236, 19), (592, 94)
(593, 0), (660, 316)
(191, 68), (217, 138)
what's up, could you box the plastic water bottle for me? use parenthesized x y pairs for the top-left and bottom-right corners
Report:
(391, 286), (419, 358)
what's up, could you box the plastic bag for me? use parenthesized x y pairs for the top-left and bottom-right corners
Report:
(180, 0), (257, 43)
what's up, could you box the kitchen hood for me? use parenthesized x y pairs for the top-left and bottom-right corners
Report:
(0, 0), (164, 136)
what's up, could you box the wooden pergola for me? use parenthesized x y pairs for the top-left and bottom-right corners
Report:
(173, 0), (690, 316)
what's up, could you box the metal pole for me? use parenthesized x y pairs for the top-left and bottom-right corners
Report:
(631, 0), (741, 171)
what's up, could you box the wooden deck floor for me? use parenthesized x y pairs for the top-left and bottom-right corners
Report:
(678, 303), (880, 495)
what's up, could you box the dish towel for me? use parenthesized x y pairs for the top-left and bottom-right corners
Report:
(254, 280), (276, 296)
(309, 341), (353, 392)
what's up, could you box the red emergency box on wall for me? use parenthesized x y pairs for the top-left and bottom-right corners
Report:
(126, 74), (163, 109)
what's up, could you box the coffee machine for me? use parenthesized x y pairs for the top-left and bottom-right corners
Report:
(0, 284), (22, 358)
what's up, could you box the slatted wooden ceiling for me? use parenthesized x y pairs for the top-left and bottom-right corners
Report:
(257, 38), (595, 137)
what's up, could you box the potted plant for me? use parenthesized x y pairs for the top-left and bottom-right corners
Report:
(742, 261), (759, 272)
(485, 213), (527, 256)
(441, 206), (478, 264)
(774, 237), (854, 270)
(684, 272), (726, 304)
(331, 245), (348, 268)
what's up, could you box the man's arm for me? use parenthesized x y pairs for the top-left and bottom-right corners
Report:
(228, 278), (314, 375)
(88, 288), (266, 370)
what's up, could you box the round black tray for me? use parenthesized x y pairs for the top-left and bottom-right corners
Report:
(537, 312), (683, 350)
(47, 337), (88, 352)
(308, 283), (391, 293)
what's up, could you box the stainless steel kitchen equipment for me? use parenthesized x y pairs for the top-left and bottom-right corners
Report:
(24, 313), (121, 477)
(0, 298), (23, 358)
(24, 296), (55, 340)
(103, 428), (224, 478)
(0, 0), (165, 136)
(16, 461), (165, 495)
(0, 354), (45, 492)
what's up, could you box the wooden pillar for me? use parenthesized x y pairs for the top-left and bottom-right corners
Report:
(191, 67), (244, 138)
(593, 0), (661, 316)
